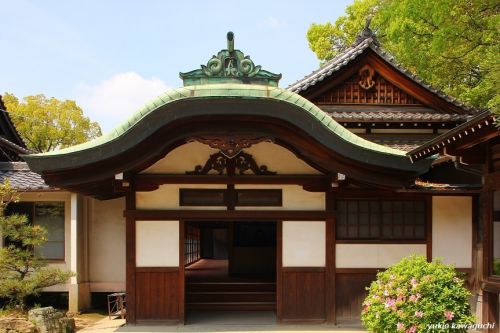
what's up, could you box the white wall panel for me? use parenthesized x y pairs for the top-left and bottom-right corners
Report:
(282, 221), (325, 267)
(336, 244), (427, 268)
(432, 196), (472, 268)
(136, 220), (179, 267)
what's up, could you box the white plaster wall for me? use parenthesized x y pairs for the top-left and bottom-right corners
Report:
(136, 220), (179, 267)
(136, 184), (227, 210)
(235, 185), (325, 211)
(89, 197), (126, 283)
(243, 142), (321, 174)
(141, 141), (320, 175)
(336, 244), (427, 268)
(432, 196), (472, 268)
(142, 142), (218, 174)
(282, 221), (325, 267)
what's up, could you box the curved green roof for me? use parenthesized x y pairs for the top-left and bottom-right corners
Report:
(37, 84), (405, 157)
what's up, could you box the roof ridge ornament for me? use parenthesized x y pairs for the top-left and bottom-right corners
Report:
(180, 32), (282, 87)
(354, 15), (380, 46)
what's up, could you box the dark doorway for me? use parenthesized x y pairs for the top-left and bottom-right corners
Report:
(184, 221), (277, 316)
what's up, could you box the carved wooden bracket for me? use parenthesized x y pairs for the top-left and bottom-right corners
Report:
(186, 151), (276, 176)
(187, 135), (273, 158)
(358, 64), (376, 90)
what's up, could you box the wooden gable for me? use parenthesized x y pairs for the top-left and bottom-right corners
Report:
(313, 64), (423, 106)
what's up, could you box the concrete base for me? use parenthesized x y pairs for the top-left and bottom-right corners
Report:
(68, 283), (91, 312)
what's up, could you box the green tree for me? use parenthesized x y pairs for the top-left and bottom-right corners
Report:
(2, 93), (101, 153)
(0, 181), (73, 309)
(306, 0), (499, 110)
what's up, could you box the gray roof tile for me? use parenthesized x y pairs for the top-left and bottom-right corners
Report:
(0, 162), (51, 190)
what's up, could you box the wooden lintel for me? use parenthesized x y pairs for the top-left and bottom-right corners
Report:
(135, 174), (327, 190)
(124, 209), (328, 220)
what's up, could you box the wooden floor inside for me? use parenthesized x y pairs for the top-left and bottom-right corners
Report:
(185, 259), (274, 282)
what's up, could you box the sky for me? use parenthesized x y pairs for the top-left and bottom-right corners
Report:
(0, 0), (353, 132)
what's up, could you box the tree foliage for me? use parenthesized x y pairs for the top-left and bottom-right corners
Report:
(2, 93), (101, 153)
(306, 0), (499, 110)
(0, 181), (73, 309)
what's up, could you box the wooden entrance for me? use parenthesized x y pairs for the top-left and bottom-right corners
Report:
(184, 220), (277, 317)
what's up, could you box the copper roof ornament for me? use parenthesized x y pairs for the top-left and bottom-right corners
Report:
(180, 31), (282, 86)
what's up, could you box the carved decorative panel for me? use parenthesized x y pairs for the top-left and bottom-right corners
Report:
(187, 136), (273, 158)
(314, 70), (422, 105)
(186, 151), (276, 176)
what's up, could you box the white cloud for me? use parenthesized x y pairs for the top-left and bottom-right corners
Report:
(74, 72), (170, 133)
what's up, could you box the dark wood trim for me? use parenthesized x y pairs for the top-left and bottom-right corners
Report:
(426, 196), (432, 262)
(325, 189), (335, 323)
(482, 292), (499, 333)
(136, 174), (327, 190)
(179, 189), (227, 206)
(227, 184), (236, 211)
(135, 267), (179, 273)
(125, 182), (136, 323)
(482, 281), (500, 294)
(485, 171), (500, 189)
(335, 268), (381, 274)
(135, 319), (180, 325)
(124, 209), (328, 220)
(276, 220), (283, 323)
(281, 267), (326, 272)
(179, 220), (185, 324)
(335, 240), (427, 244)
(235, 189), (283, 207)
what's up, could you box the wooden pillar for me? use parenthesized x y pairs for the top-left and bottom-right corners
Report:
(325, 188), (335, 323)
(125, 181), (136, 323)
(483, 291), (499, 333)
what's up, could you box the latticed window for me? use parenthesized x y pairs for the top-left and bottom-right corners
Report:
(5, 202), (65, 260)
(336, 200), (426, 241)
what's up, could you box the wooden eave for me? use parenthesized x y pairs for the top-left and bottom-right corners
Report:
(408, 111), (498, 162)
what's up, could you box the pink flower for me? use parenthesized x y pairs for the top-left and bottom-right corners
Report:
(390, 274), (396, 280)
(397, 322), (405, 331)
(384, 289), (390, 296)
(409, 294), (417, 302)
(406, 326), (417, 333)
(415, 311), (424, 318)
(444, 311), (454, 321)
(410, 278), (418, 288)
(384, 298), (396, 309)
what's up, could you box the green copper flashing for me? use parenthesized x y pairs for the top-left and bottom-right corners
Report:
(34, 84), (405, 157)
(180, 32), (282, 87)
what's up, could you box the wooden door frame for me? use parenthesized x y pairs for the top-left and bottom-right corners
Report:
(181, 218), (281, 324)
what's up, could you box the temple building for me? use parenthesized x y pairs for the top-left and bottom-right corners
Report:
(1, 28), (497, 326)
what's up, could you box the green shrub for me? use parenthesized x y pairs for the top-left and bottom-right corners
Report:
(361, 255), (474, 332)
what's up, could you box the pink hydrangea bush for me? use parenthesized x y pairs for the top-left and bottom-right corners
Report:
(361, 255), (475, 332)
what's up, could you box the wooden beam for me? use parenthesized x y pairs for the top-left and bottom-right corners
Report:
(124, 209), (329, 220)
(135, 174), (328, 191)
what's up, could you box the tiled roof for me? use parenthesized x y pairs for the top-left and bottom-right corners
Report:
(287, 31), (477, 113)
(0, 162), (51, 190)
(319, 106), (470, 122)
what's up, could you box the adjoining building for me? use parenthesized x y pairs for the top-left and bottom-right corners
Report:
(2, 27), (496, 326)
